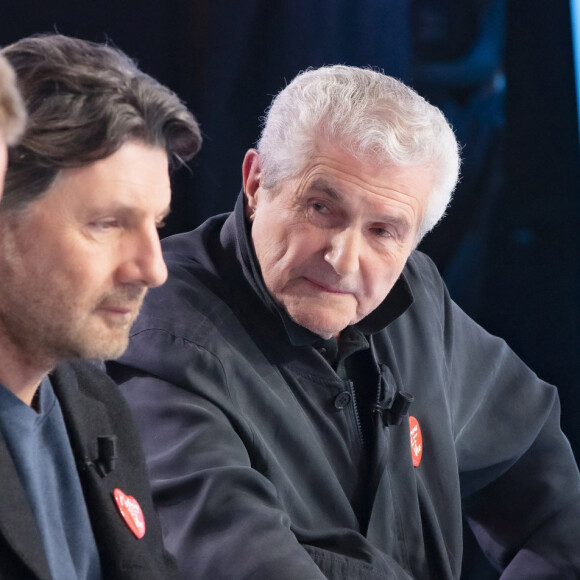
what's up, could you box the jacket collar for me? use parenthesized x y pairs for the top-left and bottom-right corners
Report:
(231, 190), (414, 347)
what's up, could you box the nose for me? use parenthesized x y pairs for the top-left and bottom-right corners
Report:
(118, 225), (168, 289)
(324, 227), (361, 276)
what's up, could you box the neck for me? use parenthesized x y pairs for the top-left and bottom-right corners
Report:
(0, 336), (55, 406)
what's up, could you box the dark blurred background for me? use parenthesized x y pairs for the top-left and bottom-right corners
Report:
(2, 2), (579, 577)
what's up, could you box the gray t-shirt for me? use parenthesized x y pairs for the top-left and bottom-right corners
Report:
(0, 376), (102, 579)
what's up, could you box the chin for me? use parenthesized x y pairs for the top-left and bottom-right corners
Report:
(72, 333), (130, 361)
(96, 339), (129, 360)
(291, 312), (347, 339)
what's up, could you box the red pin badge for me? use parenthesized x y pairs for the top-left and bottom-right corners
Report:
(409, 416), (423, 467)
(113, 488), (146, 539)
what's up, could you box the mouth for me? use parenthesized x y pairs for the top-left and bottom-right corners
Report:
(303, 277), (350, 295)
(97, 287), (146, 314)
(96, 299), (143, 325)
(98, 305), (136, 315)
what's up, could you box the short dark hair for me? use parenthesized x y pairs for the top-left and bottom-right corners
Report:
(1, 34), (202, 210)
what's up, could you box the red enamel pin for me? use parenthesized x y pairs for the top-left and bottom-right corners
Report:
(113, 488), (146, 539)
(409, 416), (423, 467)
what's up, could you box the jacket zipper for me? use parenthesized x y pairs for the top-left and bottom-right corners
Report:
(346, 379), (365, 447)
(372, 364), (385, 425)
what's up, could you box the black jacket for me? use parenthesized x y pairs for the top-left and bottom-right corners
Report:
(111, 194), (580, 579)
(0, 359), (178, 580)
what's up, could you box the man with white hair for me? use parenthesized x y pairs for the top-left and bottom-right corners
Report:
(111, 65), (580, 579)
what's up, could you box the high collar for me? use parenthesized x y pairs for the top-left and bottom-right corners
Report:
(230, 190), (414, 347)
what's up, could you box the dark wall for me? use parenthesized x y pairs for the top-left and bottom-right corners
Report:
(477, 2), (580, 456)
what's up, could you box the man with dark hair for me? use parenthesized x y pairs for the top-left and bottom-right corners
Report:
(111, 65), (580, 579)
(0, 34), (201, 579)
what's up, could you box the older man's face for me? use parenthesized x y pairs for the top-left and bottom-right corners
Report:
(244, 144), (434, 339)
(0, 141), (170, 364)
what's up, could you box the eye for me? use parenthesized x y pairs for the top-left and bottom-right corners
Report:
(311, 201), (330, 214)
(370, 226), (393, 239)
(90, 219), (120, 231)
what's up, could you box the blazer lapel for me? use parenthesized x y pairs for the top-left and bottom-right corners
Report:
(50, 363), (114, 497)
(0, 433), (51, 580)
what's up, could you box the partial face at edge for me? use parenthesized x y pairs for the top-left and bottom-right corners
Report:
(0, 134), (7, 199)
(244, 145), (435, 338)
(0, 141), (171, 363)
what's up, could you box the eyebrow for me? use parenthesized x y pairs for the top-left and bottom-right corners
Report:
(309, 177), (412, 233)
(91, 202), (172, 223)
(309, 178), (343, 201)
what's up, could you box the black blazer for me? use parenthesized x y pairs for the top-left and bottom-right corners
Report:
(0, 359), (178, 580)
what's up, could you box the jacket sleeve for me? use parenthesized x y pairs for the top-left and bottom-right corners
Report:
(438, 287), (580, 577)
(109, 330), (328, 580)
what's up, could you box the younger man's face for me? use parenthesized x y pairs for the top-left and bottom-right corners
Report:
(0, 140), (170, 365)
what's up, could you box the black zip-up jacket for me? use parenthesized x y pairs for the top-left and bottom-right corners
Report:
(110, 193), (580, 579)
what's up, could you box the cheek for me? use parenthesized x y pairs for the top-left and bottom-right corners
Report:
(41, 238), (104, 293)
(251, 205), (326, 285)
(251, 208), (292, 263)
(265, 228), (323, 276)
(362, 253), (407, 303)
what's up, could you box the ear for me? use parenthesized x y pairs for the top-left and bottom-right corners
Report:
(242, 149), (261, 215)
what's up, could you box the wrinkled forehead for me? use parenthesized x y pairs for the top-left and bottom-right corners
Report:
(300, 139), (434, 187)
(304, 136), (418, 179)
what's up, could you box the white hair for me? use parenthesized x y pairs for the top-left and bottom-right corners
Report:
(257, 65), (461, 240)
